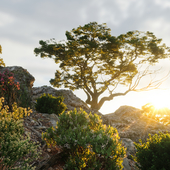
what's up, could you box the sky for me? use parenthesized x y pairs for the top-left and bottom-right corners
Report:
(1, 0), (170, 114)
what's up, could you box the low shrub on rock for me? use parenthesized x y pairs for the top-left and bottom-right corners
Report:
(35, 93), (67, 115)
(0, 69), (20, 110)
(134, 132), (170, 170)
(0, 97), (41, 170)
(42, 108), (126, 169)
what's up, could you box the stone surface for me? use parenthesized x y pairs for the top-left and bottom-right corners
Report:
(0, 66), (35, 108)
(121, 138), (137, 170)
(32, 85), (104, 118)
(104, 105), (170, 142)
(32, 85), (88, 111)
(0, 66), (35, 90)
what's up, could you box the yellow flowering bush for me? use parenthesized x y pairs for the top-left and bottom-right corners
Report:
(0, 98), (41, 170)
(0, 45), (5, 67)
(42, 108), (126, 169)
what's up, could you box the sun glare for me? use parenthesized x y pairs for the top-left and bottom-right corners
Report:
(150, 101), (169, 110)
(148, 89), (170, 110)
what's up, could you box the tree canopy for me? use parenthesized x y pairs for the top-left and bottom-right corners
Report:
(34, 22), (170, 110)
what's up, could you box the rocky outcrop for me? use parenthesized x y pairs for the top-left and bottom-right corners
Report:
(32, 86), (89, 111)
(32, 86), (104, 118)
(0, 66), (35, 90)
(0, 66), (35, 108)
(5, 66), (170, 169)
(104, 105), (170, 142)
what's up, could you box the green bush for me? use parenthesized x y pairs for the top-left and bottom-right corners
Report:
(134, 132), (170, 170)
(16, 85), (32, 109)
(35, 93), (67, 115)
(42, 108), (126, 169)
(0, 97), (41, 170)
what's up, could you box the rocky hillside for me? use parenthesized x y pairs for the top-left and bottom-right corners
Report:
(1, 66), (170, 170)
(104, 105), (170, 142)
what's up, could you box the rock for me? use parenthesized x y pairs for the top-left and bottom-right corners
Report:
(0, 66), (35, 108)
(32, 85), (103, 117)
(122, 158), (132, 170)
(121, 138), (136, 157)
(32, 86), (89, 111)
(104, 105), (170, 142)
(121, 138), (137, 170)
(42, 113), (59, 129)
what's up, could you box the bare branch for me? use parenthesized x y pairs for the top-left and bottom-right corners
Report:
(130, 66), (170, 92)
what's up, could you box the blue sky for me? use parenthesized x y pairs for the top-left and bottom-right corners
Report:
(1, 0), (170, 114)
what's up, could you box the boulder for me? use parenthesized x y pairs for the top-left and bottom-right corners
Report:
(0, 66), (35, 108)
(104, 105), (170, 142)
(32, 85), (103, 117)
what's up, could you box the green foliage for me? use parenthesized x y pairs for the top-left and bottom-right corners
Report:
(142, 103), (170, 125)
(42, 108), (126, 169)
(35, 93), (67, 115)
(16, 85), (32, 109)
(134, 132), (170, 170)
(34, 22), (170, 111)
(0, 45), (5, 67)
(0, 69), (20, 110)
(0, 97), (41, 169)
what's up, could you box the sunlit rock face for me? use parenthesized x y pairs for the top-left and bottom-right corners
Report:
(104, 105), (170, 142)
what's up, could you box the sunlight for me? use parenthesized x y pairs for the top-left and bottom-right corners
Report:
(147, 89), (170, 110)
(150, 100), (169, 110)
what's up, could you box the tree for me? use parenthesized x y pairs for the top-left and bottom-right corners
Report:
(34, 22), (170, 111)
(0, 45), (5, 67)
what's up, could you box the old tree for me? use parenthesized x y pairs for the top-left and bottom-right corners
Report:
(34, 22), (170, 111)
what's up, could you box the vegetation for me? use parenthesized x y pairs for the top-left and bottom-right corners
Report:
(0, 69), (20, 110)
(35, 93), (67, 115)
(42, 108), (126, 169)
(0, 45), (5, 67)
(134, 132), (170, 170)
(0, 97), (41, 169)
(34, 22), (170, 111)
(142, 103), (170, 125)
(16, 85), (32, 109)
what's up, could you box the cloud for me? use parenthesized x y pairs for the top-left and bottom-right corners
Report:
(1, 0), (170, 113)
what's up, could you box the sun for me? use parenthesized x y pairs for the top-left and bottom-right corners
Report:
(150, 100), (169, 110)
(147, 89), (170, 110)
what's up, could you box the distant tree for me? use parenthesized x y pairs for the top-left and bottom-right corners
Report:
(34, 22), (170, 111)
(0, 45), (5, 67)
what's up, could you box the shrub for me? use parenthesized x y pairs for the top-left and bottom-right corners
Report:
(35, 93), (67, 115)
(0, 97), (41, 170)
(0, 69), (20, 110)
(42, 108), (126, 169)
(17, 85), (32, 109)
(0, 45), (5, 67)
(134, 132), (170, 170)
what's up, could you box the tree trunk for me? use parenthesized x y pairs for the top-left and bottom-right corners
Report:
(90, 95), (101, 111)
